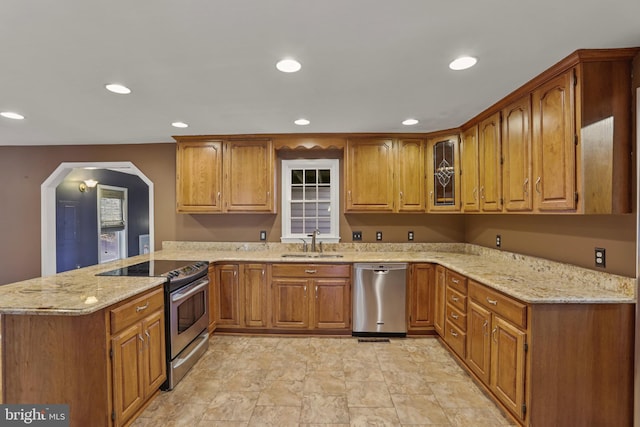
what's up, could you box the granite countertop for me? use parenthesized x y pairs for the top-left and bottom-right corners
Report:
(0, 242), (634, 316)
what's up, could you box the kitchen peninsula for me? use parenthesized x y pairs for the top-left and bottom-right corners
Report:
(0, 242), (634, 426)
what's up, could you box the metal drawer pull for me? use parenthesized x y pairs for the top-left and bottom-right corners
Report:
(450, 330), (458, 338)
(450, 312), (459, 320)
(451, 295), (459, 302)
(305, 269), (317, 274)
(451, 278), (459, 284)
(136, 302), (149, 312)
(486, 297), (498, 306)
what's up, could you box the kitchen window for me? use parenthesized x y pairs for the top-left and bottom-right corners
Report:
(281, 159), (339, 243)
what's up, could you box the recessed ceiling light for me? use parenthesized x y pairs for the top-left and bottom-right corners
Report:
(402, 118), (419, 126)
(449, 56), (477, 71)
(0, 111), (25, 120)
(172, 121), (189, 128)
(276, 58), (302, 73)
(105, 83), (132, 94)
(294, 118), (310, 126)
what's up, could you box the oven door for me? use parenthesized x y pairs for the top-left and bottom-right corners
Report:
(169, 276), (209, 359)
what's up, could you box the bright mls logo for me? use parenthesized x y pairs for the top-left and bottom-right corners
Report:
(0, 405), (69, 426)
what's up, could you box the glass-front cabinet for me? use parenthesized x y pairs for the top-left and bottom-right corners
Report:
(426, 134), (461, 212)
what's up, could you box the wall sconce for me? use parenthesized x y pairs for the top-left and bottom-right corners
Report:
(79, 179), (99, 192)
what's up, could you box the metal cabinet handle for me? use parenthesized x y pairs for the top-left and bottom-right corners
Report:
(472, 187), (478, 201)
(523, 178), (529, 195)
(486, 297), (498, 306)
(451, 278), (460, 284)
(492, 327), (498, 343)
(480, 186), (485, 199)
(482, 320), (488, 336)
(450, 330), (458, 338)
(451, 295), (459, 302)
(315, 285), (318, 299)
(305, 269), (317, 274)
(136, 302), (149, 312)
(217, 192), (221, 200)
(450, 312), (459, 320)
(399, 191), (403, 201)
(145, 330), (151, 346)
(348, 190), (352, 201)
(138, 334), (144, 352)
(535, 177), (541, 194)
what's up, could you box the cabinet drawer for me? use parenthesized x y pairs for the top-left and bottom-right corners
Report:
(444, 320), (466, 359)
(446, 270), (468, 293)
(446, 286), (467, 312)
(111, 287), (164, 334)
(469, 281), (527, 329)
(272, 264), (350, 278)
(446, 303), (467, 332)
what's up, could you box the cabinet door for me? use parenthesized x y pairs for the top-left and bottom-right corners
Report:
(345, 138), (394, 211)
(532, 70), (576, 211)
(216, 264), (241, 327)
(433, 266), (446, 336)
(313, 278), (351, 329)
(176, 140), (223, 212)
(461, 126), (480, 212)
(502, 96), (533, 211)
(408, 263), (435, 330)
(426, 135), (461, 212)
(396, 139), (425, 212)
(225, 139), (274, 212)
(243, 263), (268, 327)
(271, 278), (309, 328)
(112, 322), (144, 425)
(142, 310), (166, 394)
(466, 301), (491, 384)
(491, 316), (526, 420)
(479, 113), (502, 212)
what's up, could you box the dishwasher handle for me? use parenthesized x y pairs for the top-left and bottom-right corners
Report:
(373, 269), (390, 274)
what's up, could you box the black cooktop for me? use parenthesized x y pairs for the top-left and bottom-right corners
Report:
(97, 260), (208, 289)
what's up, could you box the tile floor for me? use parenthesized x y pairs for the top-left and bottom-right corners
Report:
(132, 335), (516, 427)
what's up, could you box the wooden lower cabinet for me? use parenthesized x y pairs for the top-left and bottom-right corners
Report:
(215, 264), (241, 327)
(433, 265), (446, 335)
(271, 264), (351, 332)
(1, 285), (166, 427)
(110, 287), (166, 426)
(407, 263), (435, 332)
(214, 263), (268, 329)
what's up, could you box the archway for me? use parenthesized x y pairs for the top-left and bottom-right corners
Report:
(41, 161), (154, 276)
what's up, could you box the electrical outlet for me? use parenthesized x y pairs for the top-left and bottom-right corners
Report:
(496, 234), (501, 248)
(408, 231), (414, 241)
(259, 230), (267, 241)
(595, 247), (606, 268)
(352, 231), (362, 241)
(376, 231), (383, 241)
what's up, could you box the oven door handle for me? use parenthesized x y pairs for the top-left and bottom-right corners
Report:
(171, 278), (209, 303)
(173, 333), (209, 369)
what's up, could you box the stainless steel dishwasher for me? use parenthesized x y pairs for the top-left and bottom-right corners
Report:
(352, 263), (407, 336)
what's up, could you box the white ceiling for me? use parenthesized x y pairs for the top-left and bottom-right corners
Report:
(1, 0), (639, 146)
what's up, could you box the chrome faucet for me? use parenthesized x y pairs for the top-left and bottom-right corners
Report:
(308, 229), (320, 252)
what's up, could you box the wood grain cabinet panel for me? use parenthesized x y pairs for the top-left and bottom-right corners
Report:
(175, 138), (275, 213)
(407, 263), (435, 332)
(215, 264), (241, 327)
(466, 301), (491, 384)
(345, 138), (395, 211)
(433, 265), (446, 336)
(460, 126), (480, 212)
(271, 263), (351, 332)
(490, 315), (526, 418)
(396, 139), (425, 212)
(478, 112), (503, 211)
(502, 96), (533, 211)
(111, 322), (145, 424)
(243, 263), (268, 327)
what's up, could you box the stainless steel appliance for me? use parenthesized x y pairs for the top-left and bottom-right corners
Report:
(352, 263), (407, 337)
(98, 259), (209, 390)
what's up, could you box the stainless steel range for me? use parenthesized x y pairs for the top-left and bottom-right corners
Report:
(98, 259), (210, 390)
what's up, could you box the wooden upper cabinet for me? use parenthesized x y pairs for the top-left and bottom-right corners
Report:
(461, 126), (480, 212)
(175, 137), (275, 213)
(426, 134), (461, 212)
(478, 112), (502, 212)
(396, 139), (425, 212)
(225, 139), (275, 212)
(345, 138), (395, 212)
(532, 70), (577, 211)
(176, 140), (223, 212)
(502, 96), (533, 212)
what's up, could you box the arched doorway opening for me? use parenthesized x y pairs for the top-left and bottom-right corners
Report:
(41, 161), (154, 276)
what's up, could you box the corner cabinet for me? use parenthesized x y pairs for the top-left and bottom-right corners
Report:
(175, 137), (275, 213)
(425, 135), (461, 212)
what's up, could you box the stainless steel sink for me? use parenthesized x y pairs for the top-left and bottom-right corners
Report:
(281, 253), (344, 258)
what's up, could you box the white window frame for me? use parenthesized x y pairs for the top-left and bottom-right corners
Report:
(281, 159), (340, 243)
